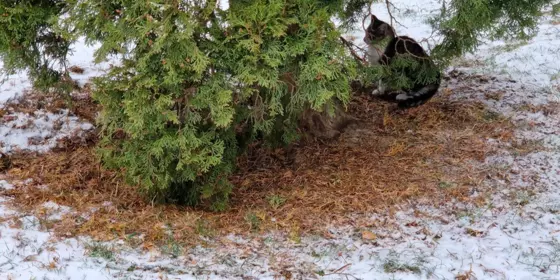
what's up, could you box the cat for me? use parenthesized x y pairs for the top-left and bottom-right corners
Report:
(364, 15), (441, 108)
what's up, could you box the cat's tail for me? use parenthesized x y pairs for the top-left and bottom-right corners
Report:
(395, 82), (440, 108)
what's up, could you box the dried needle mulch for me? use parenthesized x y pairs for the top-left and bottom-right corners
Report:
(0, 87), (514, 248)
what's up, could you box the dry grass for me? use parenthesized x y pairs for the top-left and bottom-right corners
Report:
(0, 82), (515, 248)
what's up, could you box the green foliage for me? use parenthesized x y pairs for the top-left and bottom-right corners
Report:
(0, 0), (72, 94)
(244, 212), (262, 231)
(553, 3), (560, 15)
(381, 53), (441, 92)
(195, 219), (215, 237)
(383, 259), (422, 274)
(85, 242), (115, 260)
(0, 0), (555, 209)
(267, 194), (287, 209)
(160, 235), (184, 258)
(429, 0), (554, 65)
(62, 0), (354, 208)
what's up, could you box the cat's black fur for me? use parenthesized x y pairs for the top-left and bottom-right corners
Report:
(364, 15), (441, 108)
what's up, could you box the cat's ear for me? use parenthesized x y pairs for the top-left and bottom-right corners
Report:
(380, 23), (394, 35)
(380, 23), (389, 32)
(371, 14), (377, 22)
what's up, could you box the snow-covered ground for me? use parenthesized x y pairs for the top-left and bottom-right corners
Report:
(0, 110), (94, 153)
(0, 38), (115, 106)
(0, 37), (112, 153)
(1, 1), (560, 279)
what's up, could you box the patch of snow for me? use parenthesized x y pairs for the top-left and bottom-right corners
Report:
(468, 17), (560, 87)
(0, 69), (28, 105)
(0, 206), (115, 280)
(66, 38), (119, 88)
(218, 0), (229, 11)
(0, 180), (14, 191)
(1, 38), (118, 108)
(0, 195), (239, 279)
(0, 109), (94, 154)
(1, 39), (105, 154)
(40, 201), (73, 220)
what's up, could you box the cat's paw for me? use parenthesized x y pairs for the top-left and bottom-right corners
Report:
(371, 87), (386, 96)
(395, 93), (413, 100)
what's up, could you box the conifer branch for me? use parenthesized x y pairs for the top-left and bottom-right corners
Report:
(384, 0), (401, 27)
(339, 36), (367, 64)
(393, 37), (432, 61)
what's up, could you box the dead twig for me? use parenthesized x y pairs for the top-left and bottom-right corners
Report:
(340, 36), (368, 64)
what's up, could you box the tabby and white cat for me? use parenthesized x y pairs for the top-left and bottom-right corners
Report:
(364, 15), (441, 108)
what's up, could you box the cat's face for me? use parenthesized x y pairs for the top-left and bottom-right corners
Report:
(363, 15), (395, 45)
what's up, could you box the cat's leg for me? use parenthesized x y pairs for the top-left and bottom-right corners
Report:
(395, 83), (440, 108)
(395, 92), (413, 101)
(372, 80), (407, 100)
(371, 80), (387, 96)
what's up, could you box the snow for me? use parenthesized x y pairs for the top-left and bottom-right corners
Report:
(466, 17), (560, 87)
(0, 208), (112, 280)
(66, 38), (118, 88)
(1, 0), (560, 279)
(0, 71), (27, 105)
(218, 0), (229, 11)
(0, 37), (109, 154)
(0, 109), (94, 154)
(1, 38), (114, 106)
(0, 180), (14, 191)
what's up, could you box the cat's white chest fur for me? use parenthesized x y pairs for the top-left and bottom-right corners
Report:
(366, 44), (386, 95)
(367, 45), (382, 66)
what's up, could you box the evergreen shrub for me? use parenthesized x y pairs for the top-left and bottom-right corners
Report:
(1, 0), (554, 209)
